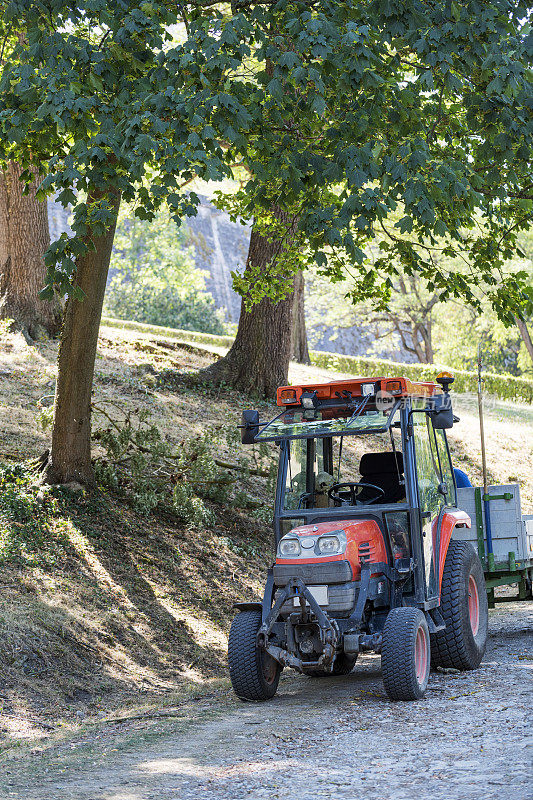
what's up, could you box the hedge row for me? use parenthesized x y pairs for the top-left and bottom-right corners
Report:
(101, 316), (234, 347)
(308, 350), (533, 404)
(101, 316), (533, 403)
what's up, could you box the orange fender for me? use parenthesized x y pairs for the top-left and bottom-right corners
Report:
(436, 510), (471, 593)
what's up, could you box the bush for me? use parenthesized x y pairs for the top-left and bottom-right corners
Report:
(92, 406), (276, 528)
(0, 463), (70, 566)
(100, 318), (533, 404)
(309, 351), (533, 404)
(104, 205), (225, 335)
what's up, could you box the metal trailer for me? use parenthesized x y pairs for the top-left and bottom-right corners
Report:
(454, 483), (533, 606)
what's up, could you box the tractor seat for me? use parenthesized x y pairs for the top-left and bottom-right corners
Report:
(358, 451), (405, 504)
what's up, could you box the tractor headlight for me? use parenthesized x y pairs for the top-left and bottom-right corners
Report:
(317, 535), (342, 555)
(278, 537), (301, 557)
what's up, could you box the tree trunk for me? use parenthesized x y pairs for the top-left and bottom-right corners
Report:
(514, 314), (533, 364)
(291, 270), (310, 364)
(416, 320), (434, 363)
(201, 210), (297, 397)
(44, 186), (121, 486)
(0, 161), (62, 338)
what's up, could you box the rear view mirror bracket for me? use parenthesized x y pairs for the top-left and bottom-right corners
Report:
(241, 409), (260, 444)
(406, 394), (454, 432)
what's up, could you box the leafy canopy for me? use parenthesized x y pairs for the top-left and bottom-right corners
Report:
(221, 1), (533, 324)
(0, 1), (531, 323)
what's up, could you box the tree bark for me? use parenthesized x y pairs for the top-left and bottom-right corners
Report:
(291, 270), (310, 364)
(0, 161), (62, 338)
(201, 209), (298, 397)
(44, 186), (121, 486)
(514, 314), (533, 364)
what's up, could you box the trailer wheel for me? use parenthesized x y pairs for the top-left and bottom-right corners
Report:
(228, 610), (281, 702)
(306, 653), (357, 678)
(381, 607), (430, 701)
(431, 540), (488, 670)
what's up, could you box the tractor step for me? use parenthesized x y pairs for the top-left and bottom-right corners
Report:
(426, 608), (446, 634)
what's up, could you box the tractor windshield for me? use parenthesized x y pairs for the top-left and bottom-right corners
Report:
(255, 400), (399, 443)
(282, 423), (405, 512)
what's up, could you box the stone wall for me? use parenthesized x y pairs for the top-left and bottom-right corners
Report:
(184, 197), (250, 324)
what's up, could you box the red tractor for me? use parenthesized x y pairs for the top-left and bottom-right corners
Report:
(228, 373), (489, 701)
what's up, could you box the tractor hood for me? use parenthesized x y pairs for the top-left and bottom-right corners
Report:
(276, 519), (388, 578)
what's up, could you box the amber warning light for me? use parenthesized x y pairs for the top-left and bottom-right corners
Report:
(384, 380), (403, 395)
(436, 371), (455, 392)
(279, 388), (298, 404)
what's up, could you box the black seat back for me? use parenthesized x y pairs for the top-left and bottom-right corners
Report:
(358, 451), (405, 504)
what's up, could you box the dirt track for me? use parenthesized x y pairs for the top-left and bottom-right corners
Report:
(1, 601), (531, 800)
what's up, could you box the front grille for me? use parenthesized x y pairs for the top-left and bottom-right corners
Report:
(358, 541), (371, 563)
(273, 560), (353, 587)
(275, 581), (357, 618)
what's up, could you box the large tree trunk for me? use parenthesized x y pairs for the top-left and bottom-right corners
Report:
(514, 314), (533, 364)
(202, 210), (298, 397)
(0, 161), (62, 338)
(44, 186), (120, 486)
(291, 270), (310, 364)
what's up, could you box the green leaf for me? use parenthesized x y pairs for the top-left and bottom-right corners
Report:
(312, 95), (325, 116)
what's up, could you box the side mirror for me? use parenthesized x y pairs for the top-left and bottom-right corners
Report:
(438, 481), (448, 496)
(430, 394), (453, 429)
(241, 409), (259, 444)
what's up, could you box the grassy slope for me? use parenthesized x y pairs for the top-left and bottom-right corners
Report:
(0, 325), (531, 744)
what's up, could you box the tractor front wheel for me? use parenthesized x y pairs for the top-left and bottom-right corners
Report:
(228, 610), (281, 702)
(381, 607), (430, 701)
(431, 540), (488, 670)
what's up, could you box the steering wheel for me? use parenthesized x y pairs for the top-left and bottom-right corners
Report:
(328, 481), (385, 506)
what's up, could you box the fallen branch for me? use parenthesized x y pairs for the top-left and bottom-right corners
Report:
(213, 458), (271, 478)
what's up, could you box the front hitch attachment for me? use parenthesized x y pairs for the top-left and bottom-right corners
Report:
(256, 577), (339, 673)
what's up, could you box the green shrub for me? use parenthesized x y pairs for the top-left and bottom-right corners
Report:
(308, 351), (533, 404)
(0, 463), (70, 566)
(104, 205), (225, 335)
(92, 406), (276, 528)
(101, 316), (233, 347)
(100, 317), (533, 404)
(172, 483), (215, 528)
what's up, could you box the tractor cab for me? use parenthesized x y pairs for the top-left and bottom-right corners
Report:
(229, 373), (489, 702)
(252, 374), (458, 604)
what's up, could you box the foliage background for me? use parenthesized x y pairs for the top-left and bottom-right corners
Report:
(104, 204), (225, 335)
(306, 229), (533, 379)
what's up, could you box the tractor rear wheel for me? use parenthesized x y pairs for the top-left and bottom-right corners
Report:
(381, 607), (430, 701)
(306, 653), (357, 678)
(431, 540), (488, 670)
(228, 609), (281, 702)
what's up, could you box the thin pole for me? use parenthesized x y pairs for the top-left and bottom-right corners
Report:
(477, 346), (494, 569)
(477, 346), (488, 495)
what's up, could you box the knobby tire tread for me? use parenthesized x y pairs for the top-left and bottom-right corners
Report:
(381, 607), (429, 701)
(228, 610), (279, 702)
(431, 540), (487, 670)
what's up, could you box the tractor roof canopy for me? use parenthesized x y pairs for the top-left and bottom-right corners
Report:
(255, 374), (451, 443)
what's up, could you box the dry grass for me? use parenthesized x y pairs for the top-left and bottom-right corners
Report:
(0, 324), (531, 747)
(0, 327), (275, 744)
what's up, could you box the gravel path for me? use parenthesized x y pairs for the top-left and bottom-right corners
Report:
(1, 602), (531, 800)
